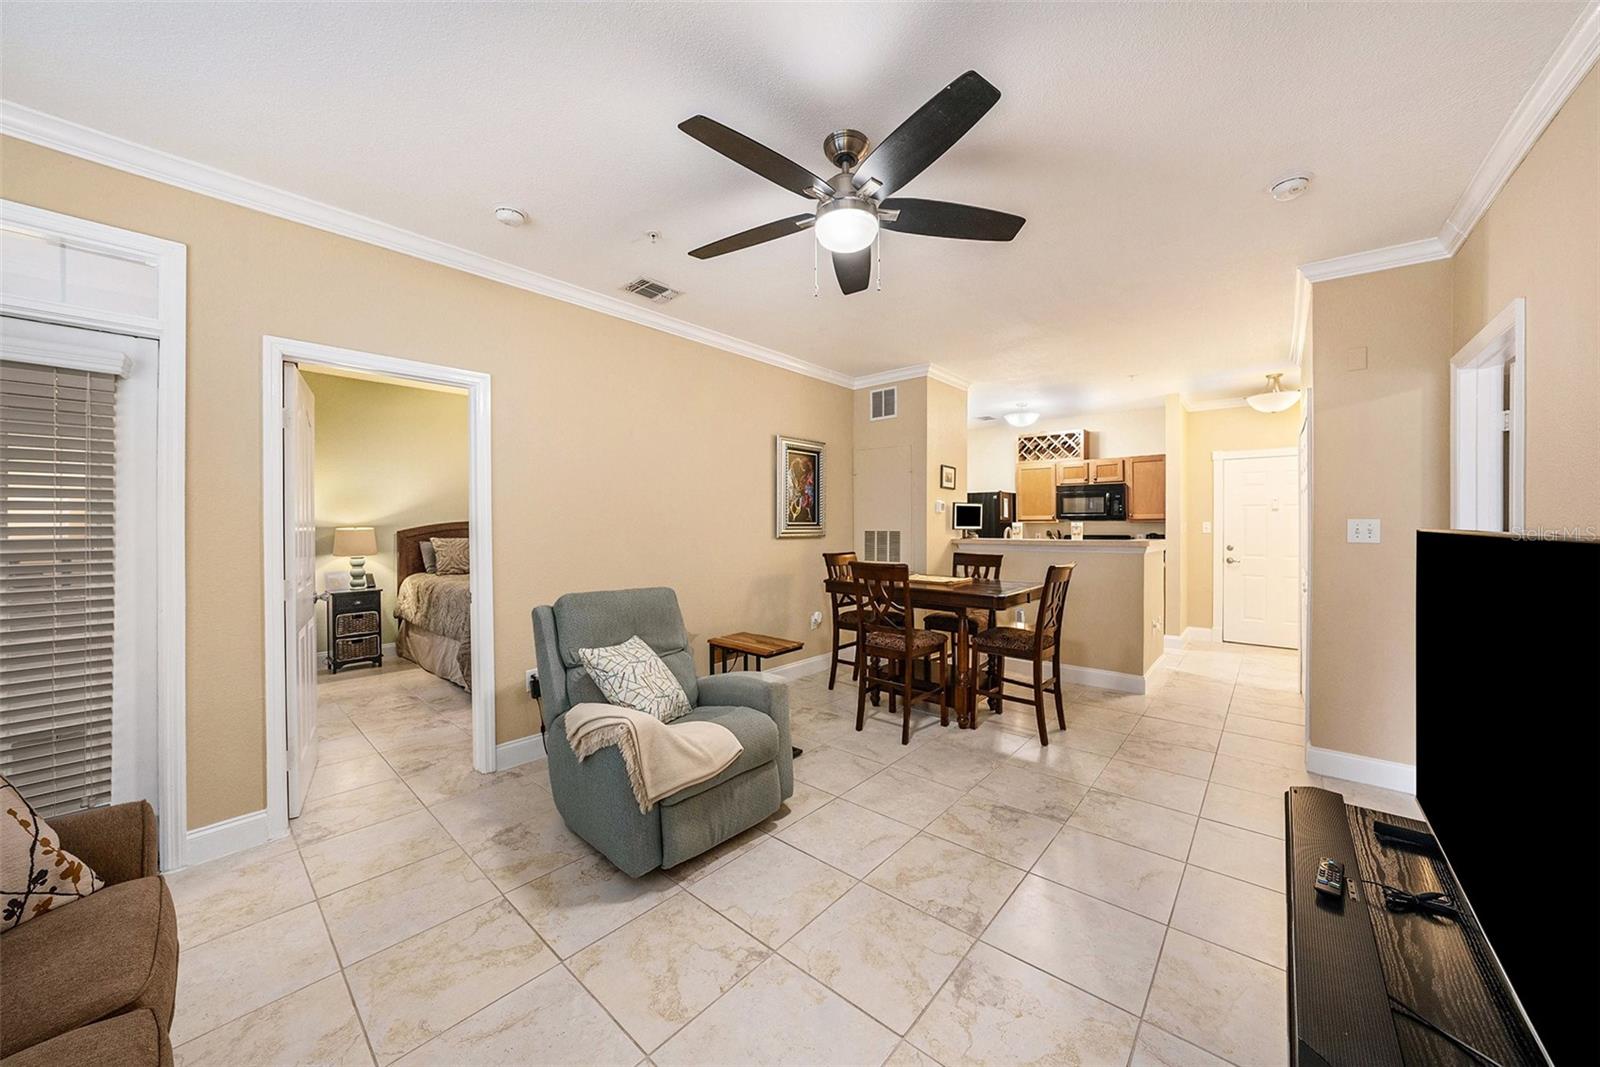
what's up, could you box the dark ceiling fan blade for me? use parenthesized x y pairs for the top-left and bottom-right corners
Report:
(833, 249), (871, 295)
(688, 214), (814, 259)
(679, 115), (832, 199)
(852, 71), (1001, 198)
(879, 198), (1025, 241)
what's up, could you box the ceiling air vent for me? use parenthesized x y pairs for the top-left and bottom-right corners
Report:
(869, 386), (897, 421)
(622, 277), (682, 304)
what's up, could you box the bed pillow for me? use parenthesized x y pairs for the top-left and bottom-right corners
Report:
(419, 540), (438, 574)
(2, 775), (104, 930)
(578, 635), (692, 723)
(432, 537), (469, 575)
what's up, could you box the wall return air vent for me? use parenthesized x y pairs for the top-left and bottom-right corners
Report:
(863, 529), (902, 562)
(869, 386), (897, 421)
(622, 277), (682, 304)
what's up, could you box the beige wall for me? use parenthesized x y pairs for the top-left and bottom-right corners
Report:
(851, 376), (969, 574)
(0, 136), (855, 830)
(1162, 396), (1187, 635)
(924, 379), (969, 575)
(1180, 404), (1303, 631)
(1307, 64), (1600, 767)
(303, 371), (468, 650)
(1452, 64), (1600, 534)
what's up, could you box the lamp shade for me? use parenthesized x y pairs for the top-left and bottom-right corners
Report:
(332, 526), (378, 556)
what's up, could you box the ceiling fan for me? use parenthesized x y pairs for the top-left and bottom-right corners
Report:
(679, 70), (1026, 295)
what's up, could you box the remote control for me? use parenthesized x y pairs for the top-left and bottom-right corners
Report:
(1315, 857), (1345, 897)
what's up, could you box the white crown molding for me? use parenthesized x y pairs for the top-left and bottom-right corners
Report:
(1297, 236), (1452, 284)
(851, 362), (970, 391)
(0, 101), (857, 390)
(1440, 0), (1600, 252)
(1299, 3), (1600, 284)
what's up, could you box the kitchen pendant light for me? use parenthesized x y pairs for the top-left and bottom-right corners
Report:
(1003, 404), (1041, 428)
(1246, 373), (1302, 413)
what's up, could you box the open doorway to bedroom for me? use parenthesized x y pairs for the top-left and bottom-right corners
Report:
(262, 337), (496, 842)
(301, 367), (474, 811)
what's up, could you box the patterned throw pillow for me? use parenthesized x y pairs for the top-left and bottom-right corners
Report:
(578, 635), (692, 723)
(1, 775), (104, 929)
(431, 537), (469, 575)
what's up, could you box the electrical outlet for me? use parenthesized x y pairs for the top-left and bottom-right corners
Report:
(1346, 519), (1381, 544)
(809, 611), (823, 630)
(1014, 607), (1026, 624)
(1202, 521), (1212, 534)
(525, 668), (540, 699)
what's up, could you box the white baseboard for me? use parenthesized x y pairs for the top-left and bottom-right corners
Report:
(1306, 745), (1417, 795)
(1183, 627), (1214, 644)
(383, 641), (397, 658)
(758, 651), (832, 680)
(180, 809), (273, 870)
(496, 733), (547, 771)
(1055, 663), (1149, 695)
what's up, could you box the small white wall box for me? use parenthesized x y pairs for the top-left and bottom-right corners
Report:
(1347, 519), (1381, 544)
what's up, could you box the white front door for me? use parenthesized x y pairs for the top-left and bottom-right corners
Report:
(1220, 453), (1299, 649)
(283, 363), (318, 817)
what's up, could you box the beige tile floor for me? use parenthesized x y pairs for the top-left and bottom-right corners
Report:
(165, 644), (1422, 1067)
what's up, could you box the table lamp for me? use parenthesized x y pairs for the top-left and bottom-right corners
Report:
(332, 526), (378, 589)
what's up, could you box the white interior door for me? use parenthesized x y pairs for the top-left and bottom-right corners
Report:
(284, 363), (318, 817)
(1221, 453), (1299, 649)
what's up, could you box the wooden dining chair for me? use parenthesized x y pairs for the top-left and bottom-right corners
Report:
(968, 563), (1076, 745)
(853, 561), (949, 745)
(823, 551), (860, 690)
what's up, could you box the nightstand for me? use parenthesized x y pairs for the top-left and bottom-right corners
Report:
(326, 587), (383, 673)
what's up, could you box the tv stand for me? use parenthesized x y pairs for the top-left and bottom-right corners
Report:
(1285, 787), (1544, 1066)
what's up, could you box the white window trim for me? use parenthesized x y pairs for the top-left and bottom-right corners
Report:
(260, 336), (496, 843)
(1450, 298), (1526, 533)
(0, 199), (187, 870)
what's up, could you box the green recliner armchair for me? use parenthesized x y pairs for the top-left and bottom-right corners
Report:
(531, 587), (794, 877)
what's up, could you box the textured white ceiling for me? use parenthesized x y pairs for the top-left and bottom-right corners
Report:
(0, 2), (1584, 415)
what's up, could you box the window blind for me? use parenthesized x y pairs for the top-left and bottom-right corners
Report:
(0, 359), (117, 816)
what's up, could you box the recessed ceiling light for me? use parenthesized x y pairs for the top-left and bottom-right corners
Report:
(493, 206), (529, 227)
(1270, 175), (1311, 202)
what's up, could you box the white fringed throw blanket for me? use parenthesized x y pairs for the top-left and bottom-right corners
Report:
(564, 703), (743, 813)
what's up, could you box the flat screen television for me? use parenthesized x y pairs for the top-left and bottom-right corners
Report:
(1416, 529), (1600, 1065)
(951, 502), (983, 531)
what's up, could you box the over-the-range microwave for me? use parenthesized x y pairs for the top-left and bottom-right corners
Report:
(1056, 482), (1127, 521)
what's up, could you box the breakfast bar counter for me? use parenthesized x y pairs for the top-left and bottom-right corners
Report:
(950, 537), (1166, 689)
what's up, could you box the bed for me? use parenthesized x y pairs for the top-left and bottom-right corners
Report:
(393, 522), (472, 691)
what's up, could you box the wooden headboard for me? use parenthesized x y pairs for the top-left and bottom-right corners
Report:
(396, 522), (468, 588)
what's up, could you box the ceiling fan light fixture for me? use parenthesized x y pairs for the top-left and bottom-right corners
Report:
(1003, 404), (1041, 428)
(814, 197), (879, 254)
(1246, 373), (1302, 413)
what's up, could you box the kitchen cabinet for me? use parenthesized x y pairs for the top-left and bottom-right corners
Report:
(1016, 461), (1057, 521)
(1056, 459), (1090, 484)
(1087, 457), (1125, 484)
(1126, 454), (1166, 520)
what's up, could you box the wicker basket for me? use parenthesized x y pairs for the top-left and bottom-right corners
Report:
(335, 611), (379, 638)
(335, 634), (380, 660)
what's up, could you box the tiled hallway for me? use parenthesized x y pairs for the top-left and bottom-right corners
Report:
(164, 644), (1419, 1066)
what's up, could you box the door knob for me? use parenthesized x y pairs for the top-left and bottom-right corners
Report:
(1226, 556), (1239, 564)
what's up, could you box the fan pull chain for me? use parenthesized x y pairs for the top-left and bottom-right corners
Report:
(876, 232), (882, 291)
(812, 237), (819, 298)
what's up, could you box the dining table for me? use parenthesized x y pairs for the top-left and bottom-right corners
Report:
(822, 574), (1045, 729)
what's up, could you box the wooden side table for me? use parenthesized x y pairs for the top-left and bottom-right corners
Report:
(326, 587), (383, 673)
(706, 631), (805, 759)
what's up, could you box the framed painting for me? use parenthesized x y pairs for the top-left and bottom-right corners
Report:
(776, 434), (826, 538)
(940, 464), (958, 490)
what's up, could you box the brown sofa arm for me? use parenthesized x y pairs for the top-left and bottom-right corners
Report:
(49, 801), (159, 883)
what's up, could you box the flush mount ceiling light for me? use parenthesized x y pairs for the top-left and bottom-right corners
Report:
(493, 206), (528, 226)
(1246, 373), (1302, 413)
(1003, 404), (1041, 428)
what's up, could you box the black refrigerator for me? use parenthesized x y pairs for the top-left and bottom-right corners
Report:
(965, 492), (1016, 538)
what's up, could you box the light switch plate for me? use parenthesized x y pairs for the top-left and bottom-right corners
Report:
(935, 499), (945, 513)
(1347, 518), (1381, 544)
(1202, 521), (1212, 534)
